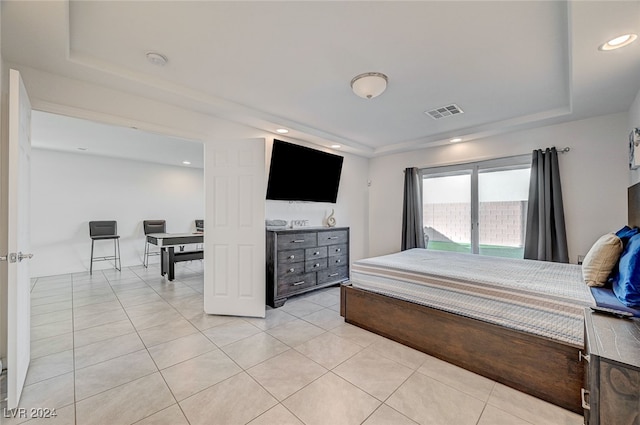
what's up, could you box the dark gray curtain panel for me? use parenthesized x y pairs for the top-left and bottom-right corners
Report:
(524, 147), (569, 263)
(401, 167), (425, 251)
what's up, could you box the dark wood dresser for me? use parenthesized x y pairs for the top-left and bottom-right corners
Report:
(266, 227), (349, 307)
(582, 308), (640, 425)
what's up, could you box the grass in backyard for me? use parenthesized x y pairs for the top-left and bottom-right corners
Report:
(428, 241), (524, 259)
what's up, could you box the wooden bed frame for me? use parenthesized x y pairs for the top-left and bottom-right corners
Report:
(340, 284), (583, 413)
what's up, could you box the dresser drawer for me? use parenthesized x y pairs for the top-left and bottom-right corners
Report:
(328, 244), (347, 257)
(317, 230), (348, 246)
(305, 246), (327, 259)
(317, 266), (349, 284)
(278, 262), (306, 277)
(277, 249), (304, 264)
(277, 232), (317, 249)
(278, 272), (317, 295)
(328, 254), (347, 267)
(305, 258), (328, 273)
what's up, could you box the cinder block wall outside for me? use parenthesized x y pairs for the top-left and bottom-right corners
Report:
(423, 201), (527, 247)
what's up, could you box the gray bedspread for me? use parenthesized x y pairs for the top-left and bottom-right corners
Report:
(350, 249), (595, 347)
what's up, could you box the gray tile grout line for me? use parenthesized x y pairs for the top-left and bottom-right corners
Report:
(34, 275), (352, 410)
(132, 265), (350, 423)
(99, 263), (215, 422)
(26, 266), (534, 425)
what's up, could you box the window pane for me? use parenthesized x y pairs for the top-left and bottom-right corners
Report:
(478, 167), (530, 258)
(422, 173), (471, 253)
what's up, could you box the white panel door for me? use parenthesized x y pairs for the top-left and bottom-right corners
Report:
(204, 138), (266, 318)
(7, 69), (33, 410)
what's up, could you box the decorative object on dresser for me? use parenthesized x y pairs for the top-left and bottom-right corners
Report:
(265, 219), (287, 230)
(266, 227), (349, 307)
(326, 209), (336, 227)
(582, 308), (640, 424)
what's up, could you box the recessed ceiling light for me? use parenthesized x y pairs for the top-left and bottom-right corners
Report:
(599, 33), (637, 51)
(146, 51), (168, 66)
(182, 160), (191, 165)
(331, 144), (341, 149)
(450, 138), (463, 143)
(275, 128), (289, 134)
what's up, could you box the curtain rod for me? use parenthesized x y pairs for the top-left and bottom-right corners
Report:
(405, 146), (571, 172)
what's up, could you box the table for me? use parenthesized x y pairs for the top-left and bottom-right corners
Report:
(146, 232), (204, 281)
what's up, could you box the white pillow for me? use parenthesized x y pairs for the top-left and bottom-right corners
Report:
(582, 233), (623, 287)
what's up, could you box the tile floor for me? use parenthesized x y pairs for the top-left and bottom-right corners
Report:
(1, 261), (584, 425)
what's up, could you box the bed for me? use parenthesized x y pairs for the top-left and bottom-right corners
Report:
(341, 184), (640, 414)
(341, 250), (590, 413)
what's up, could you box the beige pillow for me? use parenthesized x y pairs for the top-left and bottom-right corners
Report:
(582, 233), (623, 287)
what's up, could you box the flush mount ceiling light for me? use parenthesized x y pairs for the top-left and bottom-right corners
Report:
(182, 160), (191, 165)
(449, 138), (463, 143)
(599, 33), (638, 51)
(275, 128), (289, 134)
(146, 51), (168, 66)
(331, 144), (341, 149)
(351, 72), (388, 99)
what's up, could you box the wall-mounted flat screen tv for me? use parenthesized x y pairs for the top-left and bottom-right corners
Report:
(266, 139), (344, 203)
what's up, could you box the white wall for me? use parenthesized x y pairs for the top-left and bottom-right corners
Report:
(629, 89), (640, 185)
(30, 148), (204, 276)
(264, 138), (370, 263)
(369, 113), (629, 264)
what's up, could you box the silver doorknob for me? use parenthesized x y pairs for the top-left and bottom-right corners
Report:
(18, 252), (33, 262)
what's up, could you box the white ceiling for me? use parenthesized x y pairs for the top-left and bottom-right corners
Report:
(31, 110), (204, 168)
(3, 1), (640, 159)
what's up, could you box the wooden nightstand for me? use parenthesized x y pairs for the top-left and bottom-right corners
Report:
(582, 308), (640, 424)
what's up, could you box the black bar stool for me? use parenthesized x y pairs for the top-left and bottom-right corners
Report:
(89, 221), (121, 274)
(143, 220), (166, 267)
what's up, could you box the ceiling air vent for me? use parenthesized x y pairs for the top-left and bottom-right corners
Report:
(425, 104), (464, 120)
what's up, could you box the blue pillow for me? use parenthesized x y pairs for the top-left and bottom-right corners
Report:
(612, 232), (640, 307)
(615, 225), (639, 245)
(607, 226), (640, 286)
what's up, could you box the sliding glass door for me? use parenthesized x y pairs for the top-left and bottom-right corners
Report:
(422, 171), (472, 253)
(421, 155), (531, 258)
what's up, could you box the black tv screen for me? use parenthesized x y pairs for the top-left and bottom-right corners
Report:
(266, 140), (344, 203)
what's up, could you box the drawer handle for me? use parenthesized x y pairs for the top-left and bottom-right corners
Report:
(287, 268), (295, 273)
(292, 281), (305, 286)
(328, 273), (339, 277)
(313, 251), (320, 255)
(291, 240), (305, 243)
(313, 263), (320, 268)
(328, 236), (339, 240)
(579, 351), (590, 363)
(581, 388), (590, 410)
(288, 255), (295, 260)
